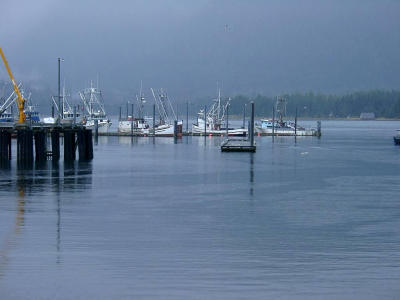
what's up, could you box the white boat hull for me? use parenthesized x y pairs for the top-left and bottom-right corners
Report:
(85, 120), (112, 133)
(119, 120), (182, 136)
(42, 117), (56, 124)
(192, 124), (247, 136)
(255, 126), (316, 136)
(118, 120), (149, 134)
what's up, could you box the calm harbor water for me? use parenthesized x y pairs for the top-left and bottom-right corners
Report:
(1, 120), (400, 299)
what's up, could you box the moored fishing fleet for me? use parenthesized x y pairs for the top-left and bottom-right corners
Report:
(192, 89), (247, 136)
(118, 86), (183, 136)
(1, 61), (323, 140)
(255, 96), (318, 136)
(0, 79), (324, 138)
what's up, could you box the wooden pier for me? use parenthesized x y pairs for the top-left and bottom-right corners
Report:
(0, 123), (93, 163)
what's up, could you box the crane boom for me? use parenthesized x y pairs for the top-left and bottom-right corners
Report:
(0, 47), (26, 123)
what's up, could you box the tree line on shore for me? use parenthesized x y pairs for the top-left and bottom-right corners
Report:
(216, 90), (400, 119)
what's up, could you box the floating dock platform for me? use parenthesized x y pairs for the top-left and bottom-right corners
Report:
(221, 102), (256, 152)
(221, 139), (256, 152)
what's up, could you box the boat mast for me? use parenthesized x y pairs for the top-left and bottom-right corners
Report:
(165, 92), (177, 121)
(79, 80), (106, 118)
(276, 96), (286, 124)
(139, 80), (144, 119)
(90, 80), (94, 117)
(217, 88), (221, 122)
(151, 88), (162, 123)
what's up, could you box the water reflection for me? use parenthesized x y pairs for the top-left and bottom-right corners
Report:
(117, 136), (182, 146)
(1, 160), (93, 268)
(193, 136), (223, 149)
(0, 160), (93, 194)
(0, 182), (25, 278)
(0, 158), (10, 169)
(96, 136), (109, 145)
(249, 153), (254, 197)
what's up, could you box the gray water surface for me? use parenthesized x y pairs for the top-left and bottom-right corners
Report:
(1, 121), (400, 299)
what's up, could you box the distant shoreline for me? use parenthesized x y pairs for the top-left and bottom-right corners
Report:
(227, 115), (400, 121)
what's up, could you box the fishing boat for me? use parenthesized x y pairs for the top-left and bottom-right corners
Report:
(0, 111), (13, 122)
(58, 85), (81, 123)
(44, 84), (81, 125)
(119, 116), (150, 134)
(0, 85), (42, 123)
(118, 83), (150, 134)
(22, 88), (41, 123)
(79, 81), (111, 133)
(192, 89), (247, 136)
(24, 105), (41, 123)
(255, 96), (317, 136)
(394, 130), (400, 145)
(148, 88), (182, 136)
(0, 88), (16, 122)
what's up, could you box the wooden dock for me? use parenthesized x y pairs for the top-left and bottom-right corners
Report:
(0, 123), (93, 163)
(221, 101), (256, 152)
(221, 139), (256, 152)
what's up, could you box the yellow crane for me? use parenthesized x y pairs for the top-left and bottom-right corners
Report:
(0, 47), (26, 124)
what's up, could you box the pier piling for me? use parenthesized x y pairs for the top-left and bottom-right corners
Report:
(0, 124), (94, 164)
(78, 129), (93, 161)
(174, 120), (178, 138)
(34, 130), (47, 161)
(0, 129), (12, 160)
(85, 129), (93, 160)
(317, 120), (322, 137)
(63, 129), (76, 161)
(51, 129), (60, 161)
(17, 128), (33, 162)
(94, 119), (99, 138)
(77, 129), (93, 161)
(250, 102), (255, 147)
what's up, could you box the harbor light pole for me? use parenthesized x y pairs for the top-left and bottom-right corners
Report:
(57, 57), (64, 123)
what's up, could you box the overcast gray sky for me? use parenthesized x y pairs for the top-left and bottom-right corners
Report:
(1, 0), (399, 101)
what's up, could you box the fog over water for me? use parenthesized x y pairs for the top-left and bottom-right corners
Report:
(1, 0), (400, 101)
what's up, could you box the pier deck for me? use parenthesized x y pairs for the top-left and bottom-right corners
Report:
(0, 123), (93, 162)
